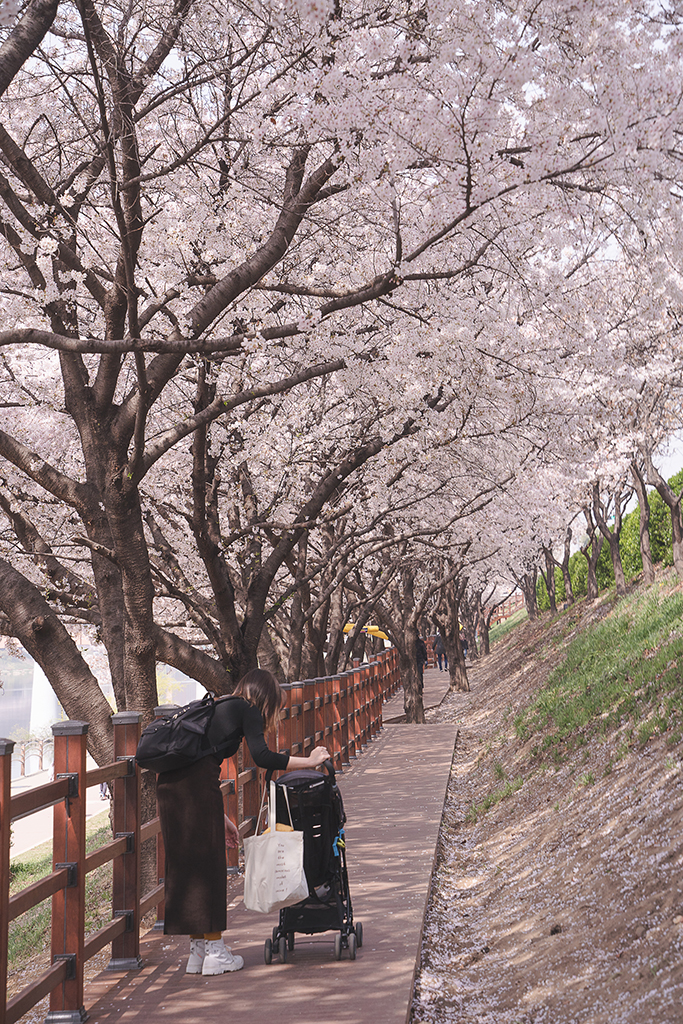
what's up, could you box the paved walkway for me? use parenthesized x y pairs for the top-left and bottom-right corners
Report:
(82, 669), (457, 1024)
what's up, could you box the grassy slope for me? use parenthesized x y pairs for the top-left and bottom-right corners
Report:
(467, 568), (683, 821)
(414, 570), (683, 1024)
(512, 573), (683, 762)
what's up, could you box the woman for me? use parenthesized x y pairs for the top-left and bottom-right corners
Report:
(157, 669), (330, 976)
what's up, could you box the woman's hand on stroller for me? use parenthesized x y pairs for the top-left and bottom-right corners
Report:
(308, 746), (331, 768)
(225, 814), (240, 849)
(284, 746), (332, 771)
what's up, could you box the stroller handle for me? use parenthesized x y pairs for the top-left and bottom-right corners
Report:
(266, 758), (336, 785)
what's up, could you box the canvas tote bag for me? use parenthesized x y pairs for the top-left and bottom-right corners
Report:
(243, 781), (309, 914)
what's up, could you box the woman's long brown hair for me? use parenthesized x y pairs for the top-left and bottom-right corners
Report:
(231, 669), (283, 731)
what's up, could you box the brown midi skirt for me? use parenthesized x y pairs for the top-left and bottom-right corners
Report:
(156, 755), (227, 935)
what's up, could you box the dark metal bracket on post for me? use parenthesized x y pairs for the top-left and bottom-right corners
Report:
(115, 832), (135, 854)
(116, 756), (136, 775)
(114, 909), (135, 932)
(55, 863), (78, 888)
(52, 953), (77, 981)
(105, 911), (142, 971)
(55, 773), (79, 798)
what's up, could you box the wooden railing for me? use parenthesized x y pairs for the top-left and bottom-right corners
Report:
(1, 650), (400, 1024)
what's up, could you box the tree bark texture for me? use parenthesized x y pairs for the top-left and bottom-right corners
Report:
(0, 557), (114, 764)
(581, 509), (604, 602)
(630, 460), (655, 585)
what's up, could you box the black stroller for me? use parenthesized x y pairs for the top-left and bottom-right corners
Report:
(262, 760), (363, 963)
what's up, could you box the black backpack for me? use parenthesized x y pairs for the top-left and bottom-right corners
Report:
(135, 693), (235, 773)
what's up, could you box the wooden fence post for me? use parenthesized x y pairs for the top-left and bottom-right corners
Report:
(350, 662), (361, 758)
(371, 656), (381, 739)
(107, 712), (142, 971)
(288, 682), (304, 757)
(47, 721), (88, 1024)
(302, 679), (315, 758)
(313, 677), (325, 750)
(222, 753), (239, 872)
(1, 738), (14, 1022)
(278, 684), (292, 757)
(330, 674), (342, 771)
(241, 740), (260, 838)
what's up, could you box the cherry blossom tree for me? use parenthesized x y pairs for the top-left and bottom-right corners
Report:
(2, 0), (683, 743)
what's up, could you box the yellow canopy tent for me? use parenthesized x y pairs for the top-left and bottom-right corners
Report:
(342, 624), (389, 640)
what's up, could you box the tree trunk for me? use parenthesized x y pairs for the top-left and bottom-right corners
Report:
(435, 577), (469, 693)
(671, 501), (683, 578)
(324, 581), (347, 675)
(581, 508), (604, 601)
(257, 627), (286, 684)
(560, 528), (575, 604)
(0, 557), (114, 765)
(630, 459), (655, 585)
(481, 609), (493, 656)
(592, 480), (629, 597)
(106, 476), (159, 723)
(518, 570), (538, 620)
(540, 545), (557, 613)
(400, 623), (426, 723)
(459, 591), (479, 660)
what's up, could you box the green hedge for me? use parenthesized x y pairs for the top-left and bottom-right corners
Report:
(537, 468), (683, 610)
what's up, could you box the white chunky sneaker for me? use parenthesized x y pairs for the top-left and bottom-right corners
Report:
(186, 938), (205, 974)
(202, 939), (244, 975)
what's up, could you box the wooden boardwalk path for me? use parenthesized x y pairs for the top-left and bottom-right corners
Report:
(82, 670), (457, 1024)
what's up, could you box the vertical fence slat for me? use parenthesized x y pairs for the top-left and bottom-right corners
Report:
(224, 753), (239, 872)
(351, 662), (361, 758)
(47, 721), (88, 1024)
(330, 674), (342, 770)
(314, 677), (325, 749)
(241, 741), (260, 837)
(289, 682), (303, 757)
(339, 673), (350, 764)
(1, 738), (14, 1024)
(108, 712), (142, 971)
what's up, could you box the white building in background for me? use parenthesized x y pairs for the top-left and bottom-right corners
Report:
(27, 664), (63, 736)
(0, 639), (202, 777)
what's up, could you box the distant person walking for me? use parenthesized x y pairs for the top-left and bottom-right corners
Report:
(434, 634), (447, 671)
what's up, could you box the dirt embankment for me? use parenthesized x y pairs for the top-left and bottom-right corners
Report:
(412, 599), (683, 1024)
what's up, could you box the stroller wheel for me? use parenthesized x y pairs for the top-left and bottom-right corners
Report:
(287, 931), (295, 951)
(348, 933), (357, 961)
(272, 926), (279, 944)
(355, 921), (363, 948)
(278, 936), (287, 963)
(264, 938), (273, 965)
(334, 933), (343, 961)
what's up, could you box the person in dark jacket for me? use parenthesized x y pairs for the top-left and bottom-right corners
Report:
(157, 669), (330, 976)
(434, 634), (447, 671)
(416, 634), (429, 691)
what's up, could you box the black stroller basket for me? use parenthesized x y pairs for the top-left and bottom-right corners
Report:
(262, 760), (363, 963)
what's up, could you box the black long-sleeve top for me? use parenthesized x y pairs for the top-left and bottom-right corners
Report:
(206, 696), (289, 771)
